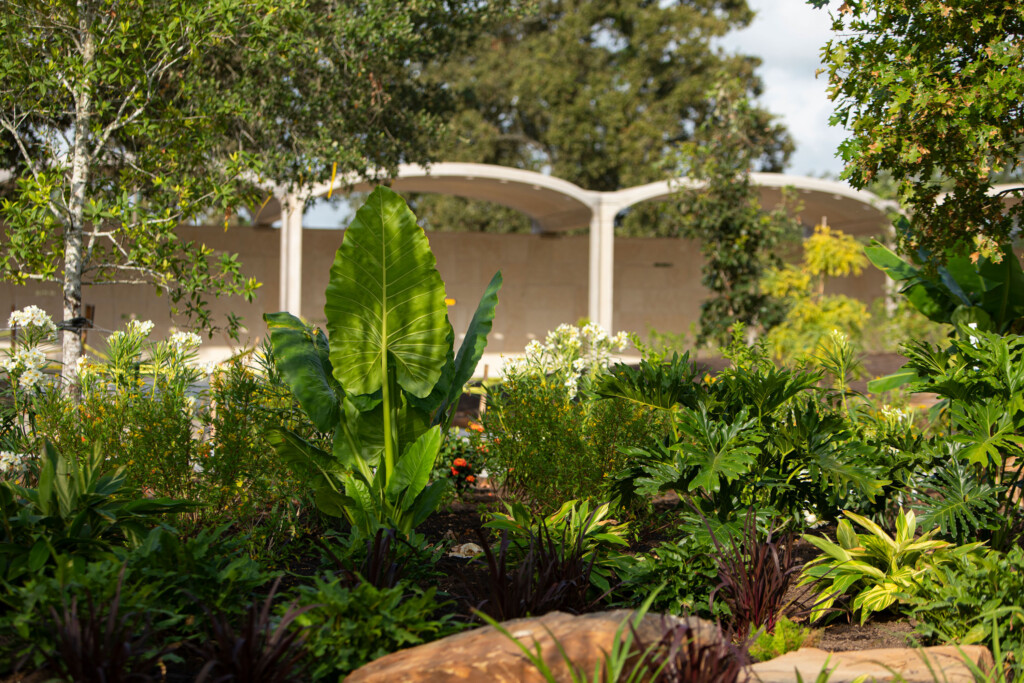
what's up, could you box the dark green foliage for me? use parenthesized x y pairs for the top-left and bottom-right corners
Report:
(914, 454), (1003, 545)
(900, 328), (1024, 549)
(815, 0), (1024, 257)
(615, 536), (727, 620)
(415, 0), (791, 236)
(0, 527), (272, 674)
(0, 0), (519, 350)
(0, 442), (194, 585)
(194, 578), (314, 683)
(291, 577), (458, 681)
(866, 234), (1024, 334)
(910, 546), (1024, 653)
(594, 353), (704, 414)
(607, 341), (888, 524)
(43, 565), (175, 683)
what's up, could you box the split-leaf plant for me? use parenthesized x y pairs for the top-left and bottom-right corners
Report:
(265, 186), (501, 538)
(597, 339), (887, 526)
(901, 327), (1024, 550)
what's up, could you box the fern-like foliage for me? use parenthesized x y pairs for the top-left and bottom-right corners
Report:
(915, 454), (1002, 545)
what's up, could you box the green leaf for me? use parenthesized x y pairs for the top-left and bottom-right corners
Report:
(325, 186), (451, 399)
(407, 481), (448, 531)
(867, 367), (920, 394)
(314, 486), (348, 518)
(266, 428), (342, 489)
(264, 311), (341, 432)
(386, 426), (442, 507)
(423, 271), (502, 425)
(27, 540), (49, 572)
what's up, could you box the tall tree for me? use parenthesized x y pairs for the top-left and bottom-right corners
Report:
(673, 84), (801, 345)
(811, 0), (1024, 258)
(0, 0), (518, 377)
(415, 0), (793, 236)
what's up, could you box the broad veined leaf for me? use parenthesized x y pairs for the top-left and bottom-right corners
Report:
(325, 186), (451, 399)
(264, 311), (341, 432)
(953, 398), (1024, 467)
(802, 534), (852, 564)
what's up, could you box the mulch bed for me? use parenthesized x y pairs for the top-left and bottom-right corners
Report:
(413, 487), (921, 652)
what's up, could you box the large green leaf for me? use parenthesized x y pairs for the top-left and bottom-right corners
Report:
(387, 425), (442, 507)
(421, 271), (502, 424)
(265, 428), (342, 489)
(264, 312), (340, 432)
(325, 186), (451, 398)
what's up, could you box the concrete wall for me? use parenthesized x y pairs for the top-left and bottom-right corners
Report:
(1, 225), (888, 359)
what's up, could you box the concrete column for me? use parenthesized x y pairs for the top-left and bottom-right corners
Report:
(278, 194), (305, 315)
(588, 200), (617, 331)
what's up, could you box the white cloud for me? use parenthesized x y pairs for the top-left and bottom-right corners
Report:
(718, 0), (848, 178)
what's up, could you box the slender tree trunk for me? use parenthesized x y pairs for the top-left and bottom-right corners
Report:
(63, 8), (94, 385)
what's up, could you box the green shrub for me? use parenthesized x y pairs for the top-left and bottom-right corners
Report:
(0, 442), (192, 585)
(749, 616), (814, 662)
(613, 534), (728, 620)
(910, 546), (1024, 653)
(290, 577), (460, 680)
(0, 524), (273, 673)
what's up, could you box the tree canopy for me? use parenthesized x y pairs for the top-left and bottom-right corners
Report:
(0, 0), (518, 375)
(414, 0), (793, 236)
(812, 0), (1024, 258)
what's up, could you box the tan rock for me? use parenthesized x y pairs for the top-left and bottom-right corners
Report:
(749, 646), (994, 683)
(345, 609), (718, 683)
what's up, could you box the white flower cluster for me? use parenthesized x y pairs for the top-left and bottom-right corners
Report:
(2, 347), (48, 389)
(880, 404), (911, 428)
(0, 451), (27, 475)
(8, 305), (56, 333)
(169, 331), (202, 352)
(128, 319), (156, 337)
(510, 322), (631, 399)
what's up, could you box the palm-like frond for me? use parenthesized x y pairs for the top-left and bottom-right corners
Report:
(915, 456), (1002, 544)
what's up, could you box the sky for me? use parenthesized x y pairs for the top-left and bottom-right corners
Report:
(719, 0), (848, 178)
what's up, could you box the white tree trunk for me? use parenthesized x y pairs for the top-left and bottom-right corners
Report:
(62, 8), (94, 385)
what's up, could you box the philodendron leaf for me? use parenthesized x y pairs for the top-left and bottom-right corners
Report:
(325, 186), (451, 399)
(264, 312), (340, 432)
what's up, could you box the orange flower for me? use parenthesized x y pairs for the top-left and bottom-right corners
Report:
(453, 457), (468, 468)
(451, 466), (459, 476)
(466, 475), (476, 484)
(468, 422), (484, 433)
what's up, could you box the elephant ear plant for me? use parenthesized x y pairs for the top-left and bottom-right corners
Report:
(265, 187), (501, 538)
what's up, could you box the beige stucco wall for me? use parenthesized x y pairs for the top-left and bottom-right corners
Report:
(1, 225), (887, 358)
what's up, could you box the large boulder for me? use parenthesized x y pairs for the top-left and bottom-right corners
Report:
(345, 609), (718, 683)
